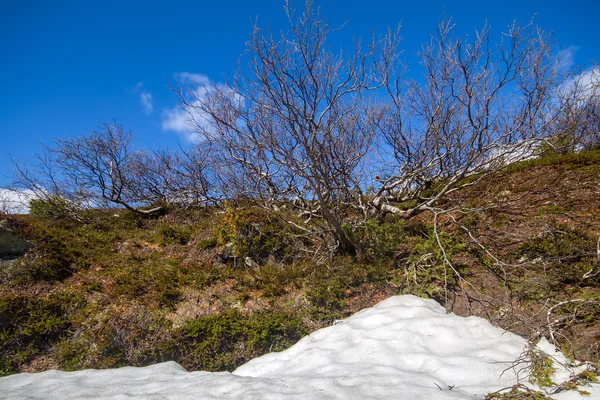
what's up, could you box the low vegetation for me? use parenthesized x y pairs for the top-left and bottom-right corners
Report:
(1, 5), (599, 399)
(1, 151), (599, 383)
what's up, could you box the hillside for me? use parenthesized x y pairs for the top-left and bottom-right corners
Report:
(3, 296), (599, 399)
(1, 150), (599, 380)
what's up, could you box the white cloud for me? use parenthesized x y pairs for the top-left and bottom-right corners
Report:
(560, 66), (600, 101)
(140, 92), (153, 115)
(161, 106), (202, 142)
(573, 66), (600, 89)
(557, 45), (578, 72)
(174, 72), (212, 86)
(133, 82), (154, 115)
(162, 73), (242, 143)
(0, 189), (37, 214)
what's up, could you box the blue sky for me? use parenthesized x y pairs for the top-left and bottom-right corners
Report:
(1, 0), (598, 186)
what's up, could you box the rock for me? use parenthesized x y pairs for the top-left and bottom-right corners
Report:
(244, 257), (260, 269)
(218, 242), (235, 262)
(0, 221), (31, 260)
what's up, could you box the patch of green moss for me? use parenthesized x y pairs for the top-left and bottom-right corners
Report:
(156, 223), (193, 246)
(0, 290), (84, 376)
(215, 206), (303, 264)
(198, 237), (218, 249)
(395, 231), (465, 302)
(171, 309), (308, 371)
(107, 258), (183, 307)
(485, 386), (552, 399)
(505, 149), (600, 173)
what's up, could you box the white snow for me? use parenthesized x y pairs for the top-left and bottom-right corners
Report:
(0, 189), (36, 215)
(1, 295), (598, 399)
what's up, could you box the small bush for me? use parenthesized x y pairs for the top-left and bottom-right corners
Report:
(396, 231), (465, 301)
(156, 223), (193, 246)
(0, 290), (83, 376)
(2, 222), (87, 282)
(215, 206), (303, 264)
(29, 196), (79, 220)
(485, 386), (552, 399)
(108, 259), (183, 307)
(526, 346), (556, 388)
(172, 309), (308, 371)
(56, 303), (171, 371)
(357, 217), (427, 262)
(517, 222), (591, 261)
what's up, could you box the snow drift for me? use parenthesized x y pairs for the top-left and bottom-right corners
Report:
(1, 295), (598, 399)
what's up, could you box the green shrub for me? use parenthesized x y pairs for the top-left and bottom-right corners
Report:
(29, 196), (79, 220)
(396, 231), (465, 301)
(108, 259), (183, 307)
(215, 206), (302, 264)
(173, 309), (308, 371)
(0, 290), (83, 376)
(505, 149), (600, 173)
(526, 346), (556, 388)
(56, 302), (171, 371)
(249, 261), (310, 296)
(485, 386), (552, 399)
(198, 237), (218, 249)
(2, 222), (88, 282)
(357, 217), (427, 262)
(517, 222), (591, 261)
(156, 223), (193, 246)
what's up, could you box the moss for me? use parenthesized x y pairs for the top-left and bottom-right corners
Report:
(535, 204), (569, 216)
(395, 231), (465, 302)
(485, 386), (552, 399)
(156, 223), (193, 246)
(198, 237), (218, 249)
(215, 206), (303, 264)
(172, 309), (308, 371)
(0, 290), (84, 376)
(505, 149), (600, 173)
(107, 258), (183, 307)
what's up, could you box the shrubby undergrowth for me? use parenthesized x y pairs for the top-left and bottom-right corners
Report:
(1, 4), (599, 393)
(1, 151), (599, 378)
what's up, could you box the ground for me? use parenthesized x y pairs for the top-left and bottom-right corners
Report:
(0, 150), (599, 380)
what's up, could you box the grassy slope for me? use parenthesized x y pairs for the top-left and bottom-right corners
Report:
(1, 151), (599, 376)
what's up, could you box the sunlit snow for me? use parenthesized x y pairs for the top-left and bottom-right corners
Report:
(1, 295), (598, 399)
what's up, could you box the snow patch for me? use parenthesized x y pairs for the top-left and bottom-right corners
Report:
(1, 295), (598, 399)
(0, 189), (36, 215)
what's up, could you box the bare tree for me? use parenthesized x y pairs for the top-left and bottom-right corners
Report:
(131, 144), (214, 208)
(549, 67), (600, 153)
(51, 122), (167, 215)
(11, 122), (213, 218)
(174, 5), (571, 255)
(11, 143), (84, 219)
(175, 0), (389, 254)
(370, 19), (561, 218)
